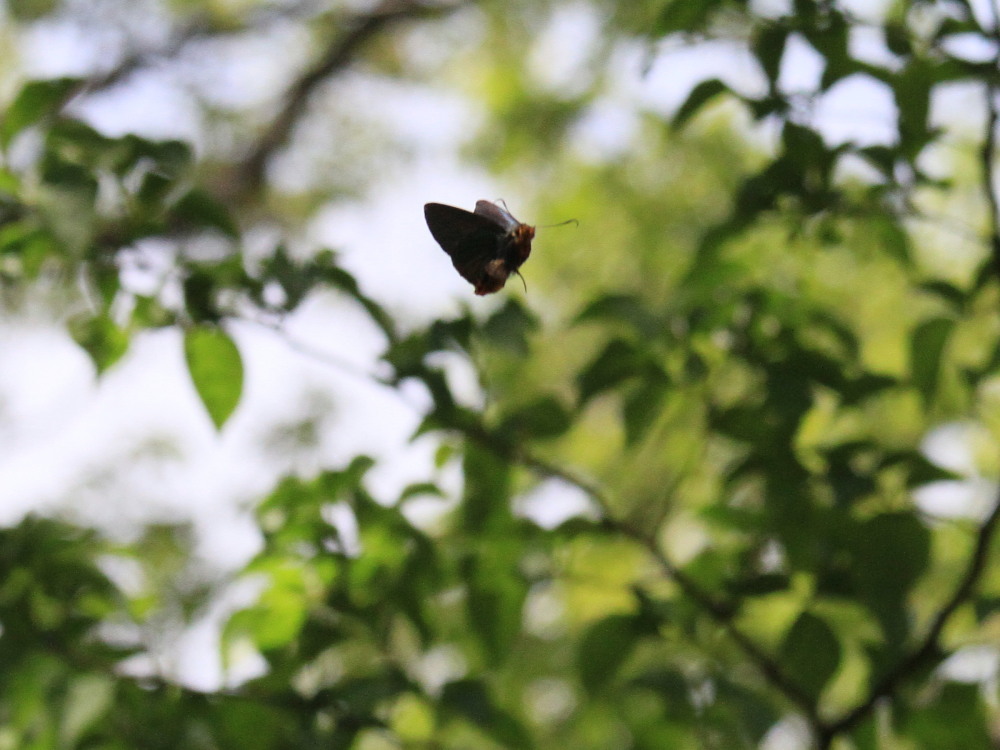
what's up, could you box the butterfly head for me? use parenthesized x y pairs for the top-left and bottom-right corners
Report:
(509, 223), (535, 266)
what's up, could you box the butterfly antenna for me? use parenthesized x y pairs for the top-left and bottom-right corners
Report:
(537, 218), (579, 229)
(514, 269), (528, 294)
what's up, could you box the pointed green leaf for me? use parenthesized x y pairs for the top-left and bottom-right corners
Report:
(69, 315), (129, 373)
(577, 339), (655, 403)
(172, 188), (238, 237)
(184, 326), (243, 429)
(909, 317), (954, 405)
(780, 612), (841, 700)
(674, 79), (733, 130)
(578, 614), (641, 693)
(1, 78), (80, 147)
(753, 25), (788, 85)
(498, 395), (572, 439)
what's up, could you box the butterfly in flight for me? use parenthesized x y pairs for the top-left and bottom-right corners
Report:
(423, 200), (538, 295)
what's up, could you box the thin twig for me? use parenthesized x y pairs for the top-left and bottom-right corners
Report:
(507, 442), (823, 725)
(983, 91), (1000, 279)
(78, 1), (325, 96)
(238, 0), (467, 193)
(820, 488), (1000, 741)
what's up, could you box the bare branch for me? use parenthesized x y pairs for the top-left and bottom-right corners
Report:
(237, 0), (468, 194)
(819, 488), (1000, 743)
(508, 445), (823, 727)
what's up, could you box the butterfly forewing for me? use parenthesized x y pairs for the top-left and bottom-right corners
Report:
(424, 204), (502, 254)
(424, 203), (506, 288)
(474, 200), (521, 232)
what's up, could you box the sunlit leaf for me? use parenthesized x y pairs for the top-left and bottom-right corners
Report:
(780, 612), (841, 700)
(578, 614), (641, 693)
(1, 77), (79, 147)
(184, 325), (244, 429)
(674, 78), (733, 129)
(909, 317), (954, 405)
(69, 315), (129, 373)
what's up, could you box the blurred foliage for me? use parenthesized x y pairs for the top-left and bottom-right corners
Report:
(2, 0), (1000, 748)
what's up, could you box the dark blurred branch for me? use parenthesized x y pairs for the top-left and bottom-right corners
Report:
(818, 488), (1000, 744)
(80, 1), (325, 95)
(238, 0), (468, 194)
(507, 444), (823, 727)
(983, 83), (1000, 279)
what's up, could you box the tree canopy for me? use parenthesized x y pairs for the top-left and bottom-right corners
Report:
(2, 0), (1000, 748)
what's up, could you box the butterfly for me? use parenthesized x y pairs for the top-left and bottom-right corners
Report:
(424, 200), (536, 295)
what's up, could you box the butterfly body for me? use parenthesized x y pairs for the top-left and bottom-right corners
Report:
(424, 200), (535, 295)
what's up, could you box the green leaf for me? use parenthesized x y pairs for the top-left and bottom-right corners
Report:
(622, 374), (669, 445)
(893, 59), (934, 160)
(674, 78), (733, 130)
(578, 614), (641, 693)
(880, 450), (961, 487)
(460, 444), (513, 533)
(900, 682), (992, 749)
(69, 315), (129, 373)
(870, 214), (911, 265)
(752, 24), (788, 85)
(60, 674), (113, 747)
(172, 188), (238, 237)
(480, 298), (539, 355)
(497, 395), (572, 439)
(1, 78), (80, 147)
(780, 612), (841, 700)
(463, 553), (527, 665)
(225, 584), (306, 652)
(440, 680), (533, 749)
(850, 512), (930, 642)
(883, 22), (912, 57)
(919, 280), (967, 312)
(909, 317), (954, 405)
(573, 293), (661, 338)
(184, 326), (243, 429)
(577, 339), (657, 403)
(653, 0), (719, 36)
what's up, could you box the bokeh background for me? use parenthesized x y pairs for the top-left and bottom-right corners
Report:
(2, 0), (1000, 748)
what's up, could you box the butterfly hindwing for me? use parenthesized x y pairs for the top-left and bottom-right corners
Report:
(425, 202), (506, 289)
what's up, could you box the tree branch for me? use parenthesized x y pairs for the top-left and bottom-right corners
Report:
(507, 444), (823, 726)
(78, 1), (324, 96)
(982, 85), (1000, 280)
(818, 487), (1000, 742)
(237, 0), (467, 194)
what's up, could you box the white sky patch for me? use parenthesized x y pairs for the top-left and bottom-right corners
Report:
(73, 70), (204, 143)
(569, 97), (640, 163)
(915, 422), (998, 521)
(181, 24), (312, 111)
(634, 39), (767, 115)
(514, 477), (598, 529)
(778, 33), (825, 95)
(813, 74), (898, 146)
(528, 3), (602, 97)
(940, 645), (1000, 684)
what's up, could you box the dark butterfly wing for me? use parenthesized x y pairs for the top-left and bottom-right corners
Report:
(425, 203), (506, 288)
(474, 200), (521, 232)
